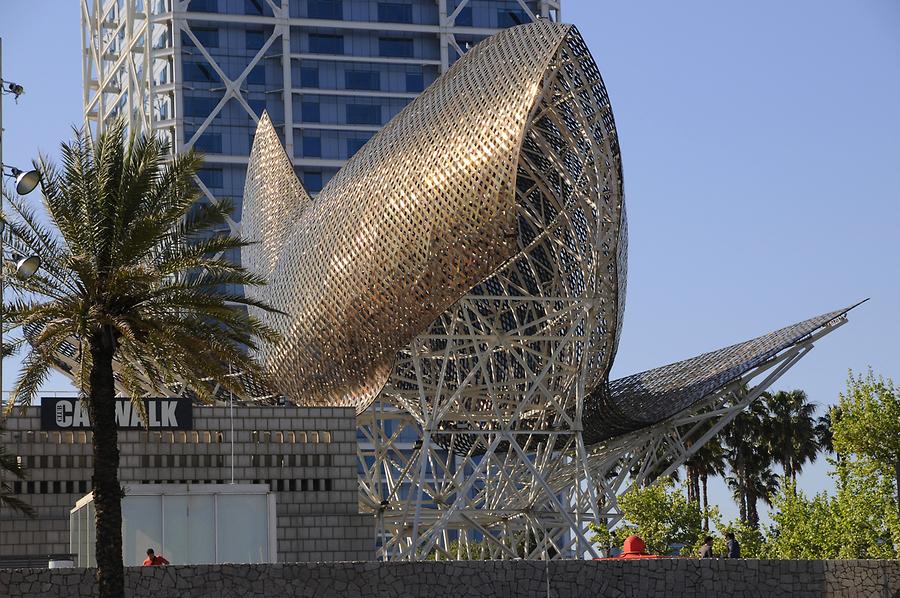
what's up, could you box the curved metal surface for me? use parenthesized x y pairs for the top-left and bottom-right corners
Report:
(381, 23), (624, 425)
(243, 21), (625, 414)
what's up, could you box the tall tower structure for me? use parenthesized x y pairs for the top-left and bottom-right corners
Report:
(82, 0), (562, 249)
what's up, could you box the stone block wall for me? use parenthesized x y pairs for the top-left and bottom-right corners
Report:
(0, 406), (372, 563)
(1, 559), (898, 598)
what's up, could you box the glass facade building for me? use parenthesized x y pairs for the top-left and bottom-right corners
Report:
(82, 0), (561, 237)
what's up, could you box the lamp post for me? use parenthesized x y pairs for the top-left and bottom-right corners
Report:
(0, 36), (42, 407)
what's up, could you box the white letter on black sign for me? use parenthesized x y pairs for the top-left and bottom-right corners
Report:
(161, 401), (178, 428)
(55, 402), (73, 428)
(72, 404), (90, 428)
(115, 402), (129, 427)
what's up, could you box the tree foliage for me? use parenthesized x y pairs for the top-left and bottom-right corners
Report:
(764, 469), (900, 559)
(764, 371), (900, 559)
(831, 369), (900, 517)
(591, 477), (708, 556)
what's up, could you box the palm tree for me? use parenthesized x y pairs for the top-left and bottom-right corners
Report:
(722, 398), (777, 527)
(0, 423), (34, 517)
(816, 406), (840, 456)
(765, 390), (821, 486)
(1, 121), (276, 598)
(684, 428), (726, 530)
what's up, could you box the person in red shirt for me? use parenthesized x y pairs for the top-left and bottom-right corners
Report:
(142, 548), (170, 566)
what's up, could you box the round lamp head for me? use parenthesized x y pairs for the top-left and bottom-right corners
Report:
(13, 168), (41, 195)
(14, 254), (41, 279)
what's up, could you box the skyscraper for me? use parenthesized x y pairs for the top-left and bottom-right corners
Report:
(82, 0), (562, 254)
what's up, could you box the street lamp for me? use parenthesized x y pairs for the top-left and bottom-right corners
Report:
(12, 253), (40, 279)
(10, 167), (40, 195)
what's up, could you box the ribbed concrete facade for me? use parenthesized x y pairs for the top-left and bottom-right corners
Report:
(0, 405), (371, 563)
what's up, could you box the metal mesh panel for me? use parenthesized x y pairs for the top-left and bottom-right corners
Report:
(583, 305), (858, 443)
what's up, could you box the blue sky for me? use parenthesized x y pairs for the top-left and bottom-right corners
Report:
(2, 1), (898, 526)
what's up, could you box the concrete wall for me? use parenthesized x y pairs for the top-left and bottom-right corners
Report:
(0, 406), (372, 563)
(1, 560), (898, 598)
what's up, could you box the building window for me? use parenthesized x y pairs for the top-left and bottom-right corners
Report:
(247, 65), (266, 85)
(248, 98), (266, 116)
(346, 104), (381, 125)
(346, 137), (368, 157)
(192, 132), (222, 153)
(188, 0), (217, 12)
(245, 0), (265, 15)
(302, 136), (321, 157)
(246, 30), (266, 50)
(183, 26), (219, 48)
(304, 171), (323, 192)
(498, 8), (529, 27)
(406, 71), (424, 92)
(345, 70), (379, 90)
(308, 0), (342, 19)
(378, 37), (413, 58)
(183, 96), (218, 118)
(456, 6), (472, 26)
(300, 66), (319, 87)
(309, 33), (344, 55)
(197, 168), (224, 188)
(302, 101), (320, 122)
(378, 2), (412, 24)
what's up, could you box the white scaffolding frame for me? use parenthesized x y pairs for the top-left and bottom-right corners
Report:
(358, 313), (848, 560)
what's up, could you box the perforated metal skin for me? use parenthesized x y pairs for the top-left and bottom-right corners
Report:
(243, 21), (625, 415)
(583, 305), (860, 443)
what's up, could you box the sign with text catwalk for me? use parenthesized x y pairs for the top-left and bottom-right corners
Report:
(40, 398), (192, 430)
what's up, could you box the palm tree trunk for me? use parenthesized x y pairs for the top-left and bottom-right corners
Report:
(747, 487), (759, 528)
(686, 465), (699, 507)
(87, 330), (124, 598)
(701, 473), (710, 531)
(692, 470), (701, 509)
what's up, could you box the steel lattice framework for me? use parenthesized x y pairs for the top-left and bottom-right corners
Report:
(241, 20), (858, 560)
